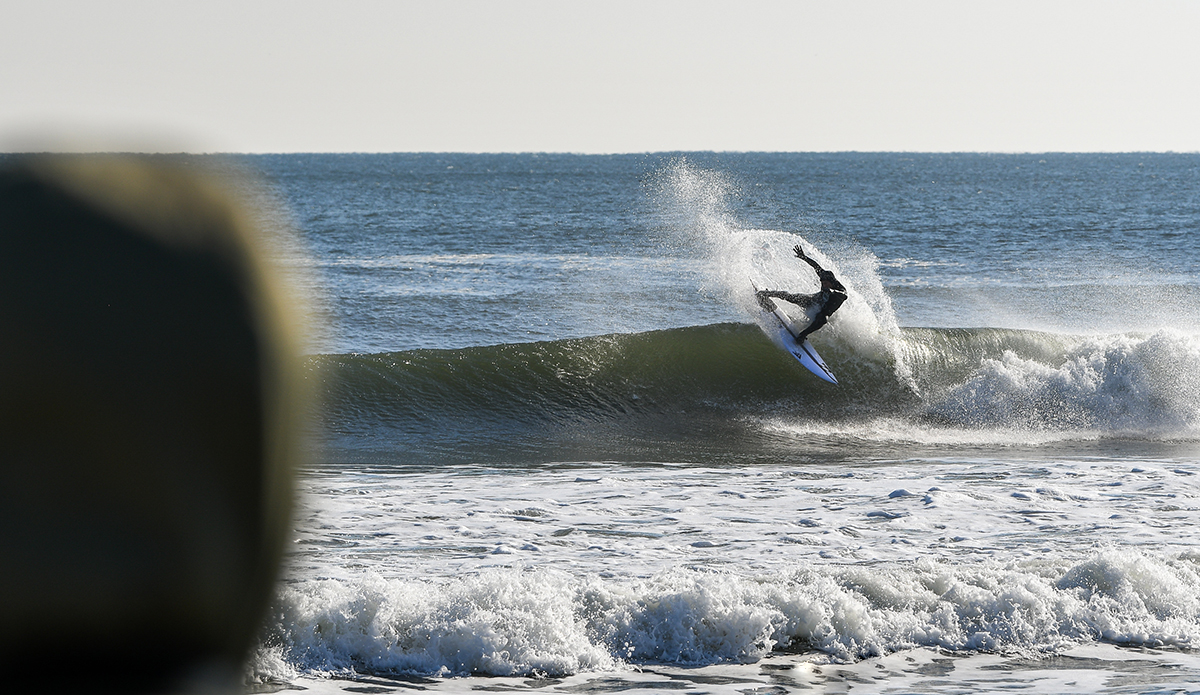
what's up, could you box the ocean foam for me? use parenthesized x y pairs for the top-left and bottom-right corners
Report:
(928, 330), (1200, 434)
(255, 460), (1200, 682)
(255, 549), (1200, 681)
(257, 569), (617, 679)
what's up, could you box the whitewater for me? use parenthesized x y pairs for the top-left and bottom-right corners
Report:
(241, 152), (1200, 693)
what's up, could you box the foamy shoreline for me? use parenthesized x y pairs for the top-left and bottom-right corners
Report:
(273, 643), (1200, 694)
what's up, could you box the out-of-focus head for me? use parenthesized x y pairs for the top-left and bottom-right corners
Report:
(0, 155), (308, 693)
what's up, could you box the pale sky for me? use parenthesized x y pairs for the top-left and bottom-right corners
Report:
(2, 0), (1198, 153)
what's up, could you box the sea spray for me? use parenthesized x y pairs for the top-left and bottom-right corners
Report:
(649, 158), (917, 391)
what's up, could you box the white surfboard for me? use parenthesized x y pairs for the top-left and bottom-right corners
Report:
(751, 281), (838, 384)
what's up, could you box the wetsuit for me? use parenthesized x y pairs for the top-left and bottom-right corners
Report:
(756, 247), (847, 342)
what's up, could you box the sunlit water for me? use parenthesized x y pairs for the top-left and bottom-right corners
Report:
(238, 153), (1200, 693)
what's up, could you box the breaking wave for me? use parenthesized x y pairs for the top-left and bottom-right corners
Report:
(310, 323), (1200, 463)
(253, 549), (1200, 680)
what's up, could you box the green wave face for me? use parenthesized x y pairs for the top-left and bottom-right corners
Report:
(307, 324), (1200, 466)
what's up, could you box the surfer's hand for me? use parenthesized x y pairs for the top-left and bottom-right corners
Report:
(793, 244), (806, 259)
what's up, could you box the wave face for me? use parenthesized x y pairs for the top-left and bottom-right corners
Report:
(310, 322), (1200, 464)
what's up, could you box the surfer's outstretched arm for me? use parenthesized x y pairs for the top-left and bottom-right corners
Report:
(795, 244), (848, 293)
(794, 244), (825, 274)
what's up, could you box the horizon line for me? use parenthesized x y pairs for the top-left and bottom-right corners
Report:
(4, 149), (1199, 156)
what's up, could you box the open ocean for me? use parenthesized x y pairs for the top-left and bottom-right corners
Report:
(240, 153), (1200, 694)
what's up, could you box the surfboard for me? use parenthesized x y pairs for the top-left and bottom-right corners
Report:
(751, 280), (839, 384)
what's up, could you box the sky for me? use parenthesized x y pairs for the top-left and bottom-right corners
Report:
(2, 0), (1198, 153)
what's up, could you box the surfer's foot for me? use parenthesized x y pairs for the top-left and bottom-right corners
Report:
(755, 291), (775, 312)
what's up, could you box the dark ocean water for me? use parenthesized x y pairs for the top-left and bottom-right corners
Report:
(236, 153), (1200, 693)
(253, 152), (1200, 352)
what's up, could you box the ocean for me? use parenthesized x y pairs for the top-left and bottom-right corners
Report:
(242, 153), (1200, 693)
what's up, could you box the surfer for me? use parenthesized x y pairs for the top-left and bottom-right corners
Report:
(756, 244), (847, 342)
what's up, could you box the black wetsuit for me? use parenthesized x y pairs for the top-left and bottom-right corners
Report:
(757, 254), (847, 342)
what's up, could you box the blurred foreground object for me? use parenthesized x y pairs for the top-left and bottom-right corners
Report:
(0, 156), (308, 692)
